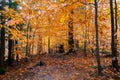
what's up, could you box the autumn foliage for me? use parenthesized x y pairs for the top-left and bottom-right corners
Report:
(0, 0), (120, 79)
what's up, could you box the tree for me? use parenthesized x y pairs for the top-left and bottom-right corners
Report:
(8, 0), (18, 66)
(94, 0), (102, 75)
(0, 0), (6, 67)
(110, 0), (119, 71)
(67, 9), (75, 54)
(8, 32), (13, 66)
(83, 1), (88, 56)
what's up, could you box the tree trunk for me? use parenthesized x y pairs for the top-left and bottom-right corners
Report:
(94, 0), (102, 75)
(0, 27), (5, 67)
(8, 33), (13, 66)
(8, 0), (18, 63)
(26, 20), (30, 56)
(114, 1), (118, 69)
(68, 9), (75, 54)
(110, 0), (119, 71)
(0, 0), (5, 67)
(84, 7), (87, 56)
(48, 36), (50, 54)
(83, 28), (87, 56)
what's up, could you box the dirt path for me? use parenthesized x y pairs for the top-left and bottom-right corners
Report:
(0, 53), (119, 80)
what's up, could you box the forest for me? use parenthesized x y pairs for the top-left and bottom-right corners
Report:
(0, 0), (120, 80)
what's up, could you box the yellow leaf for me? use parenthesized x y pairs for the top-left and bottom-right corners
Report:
(60, 0), (65, 3)
(60, 15), (66, 23)
(90, 0), (94, 3)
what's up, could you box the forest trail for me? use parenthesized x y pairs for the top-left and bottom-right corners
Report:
(0, 50), (120, 80)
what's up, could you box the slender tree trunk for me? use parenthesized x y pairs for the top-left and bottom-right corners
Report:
(0, 27), (5, 67)
(8, 0), (13, 66)
(110, 0), (119, 71)
(8, 0), (18, 63)
(38, 36), (42, 54)
(94, 0), (102, 75)
(8, 32), (14, 66)
(0, 0), (5, 67)
(68, 9), (75, 54)
(114, 1), (118, 68)
(31, 30), (37, 54)
(115, 1), (118, 34)
(83, 28), (87, 56)
(48, 15), (51, 54)
(48, 36), (50, 54)
(84, 8), (87, 56)
(26, 20), (30, 56)
(15, 40), (19, 61)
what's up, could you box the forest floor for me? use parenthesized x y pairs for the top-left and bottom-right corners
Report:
(0, 50), (120, 80)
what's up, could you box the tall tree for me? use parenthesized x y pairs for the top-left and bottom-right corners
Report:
(8, 0), (13, 66)
(114, 0), (118, 56)
(68, 9), (75, 54)
(83, 1), (88, 56)
(94, 0), (102, 75)
(8, 0), (18, 66)
(26, 19), (30, 56)
(110, 0), (119, 71)
(8, 33), (13, 66)
(0, 0), (6, 67)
